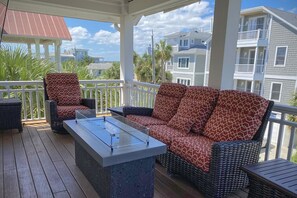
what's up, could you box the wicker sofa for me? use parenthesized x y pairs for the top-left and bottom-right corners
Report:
(123, 83), (274, 198)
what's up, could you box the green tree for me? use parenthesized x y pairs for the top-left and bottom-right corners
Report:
(62, 59), (92, 80)
(101, 62), (120, 79)
(0, 46), (55, 81)
(288, 93), (297, 163)
(155, 40), (172, 82)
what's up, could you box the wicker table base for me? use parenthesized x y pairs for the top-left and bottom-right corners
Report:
(75, 141), (155, 198)
(0, 99), (22, 132)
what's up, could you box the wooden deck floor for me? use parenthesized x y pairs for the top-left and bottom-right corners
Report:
(0, 123), (248, 198)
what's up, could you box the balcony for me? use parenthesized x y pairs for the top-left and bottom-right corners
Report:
(234, 64), (264, 80)
(1, 80), (297, 197)
(237, 29), (269, 47)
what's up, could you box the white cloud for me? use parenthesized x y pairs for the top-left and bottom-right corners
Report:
(63, 26), (91, 49)
(134, 1), (213, 54)
(92, 30), (120, 45)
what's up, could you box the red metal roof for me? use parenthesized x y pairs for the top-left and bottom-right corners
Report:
(3, 10), (72, 40)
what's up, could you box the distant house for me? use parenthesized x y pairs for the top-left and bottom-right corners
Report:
(87, 62), (113, 77)
(52, 48), (104, 63)
(164, 31), (211, 86)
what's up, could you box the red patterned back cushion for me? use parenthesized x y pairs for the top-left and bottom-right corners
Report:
(167, 86), (219, 133)
(204, 90), (269, 141)
(58, 95), (80, 106)
(46, 73), (81, 102)
(152, 83), (187, 122)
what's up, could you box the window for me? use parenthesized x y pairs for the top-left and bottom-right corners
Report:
(274, 46), (287, 66)
(178, 58), (189, 68)
(177, 78), (191, 86)
(270, 82), (282, 101)
(179, 39), (189, 47)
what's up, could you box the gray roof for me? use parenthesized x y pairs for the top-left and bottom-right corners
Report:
(165, 31), (211, 41)
(87, 63), (113, 70)
(265, 7), (297, 30)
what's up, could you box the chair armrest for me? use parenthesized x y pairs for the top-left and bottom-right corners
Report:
(123, 106), (153, 116)
(210, 140), (261, 176)
(45, 100), (58, 123)
(81, 98), (95, 109)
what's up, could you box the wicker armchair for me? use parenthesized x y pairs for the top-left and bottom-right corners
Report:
(44, 73), (95, 133)
(165, 100), (274, 198)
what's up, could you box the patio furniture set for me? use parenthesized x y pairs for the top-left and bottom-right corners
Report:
(122, 83), (274, 197)
(6, 72), (294, 198)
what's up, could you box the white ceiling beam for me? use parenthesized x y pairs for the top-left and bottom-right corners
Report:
(128, 0), (198, 16)
(9, 0), (121, 23)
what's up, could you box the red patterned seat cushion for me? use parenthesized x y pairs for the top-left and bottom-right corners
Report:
(167, 86), (219, 133)
(57, 105), (89, 120)
(152, 83), (187, 122)
(148, 125), (194, 145)
(46, 73), (81, 102)
(126, 115), (167, 126)
(204, 90), (269, 142)
(170, 135), (215, 172)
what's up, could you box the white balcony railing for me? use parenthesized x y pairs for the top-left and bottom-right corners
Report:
(0, 80), (296, 162)
(235, 64), (264, 74)
(238, 29), (267, 40)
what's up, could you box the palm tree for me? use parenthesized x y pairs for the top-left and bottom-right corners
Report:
(155, 40), (172, 82)
(0, 45), (55, 81)
(101, 62), (120, 79)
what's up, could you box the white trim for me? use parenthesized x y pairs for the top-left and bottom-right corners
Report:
(172, 71), (205, 75)
(269, 82), (282, 102)
(247, 16), (266, 31)
(274, 46), (288, 67)
(176, 77), (191, 86)
(264, 75), (297, 80)
(177, 57), (190, 69)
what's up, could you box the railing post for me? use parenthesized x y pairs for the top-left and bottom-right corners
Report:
(257, 29), (261, 40)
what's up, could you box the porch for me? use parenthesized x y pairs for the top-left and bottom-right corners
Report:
(0, 121), (250, 198)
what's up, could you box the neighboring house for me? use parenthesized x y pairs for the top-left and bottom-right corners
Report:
(87, 62), (113, 77)
(233, 6), (297, 105)
(51, 48), (104, 63)
(164, 31), (211, 86)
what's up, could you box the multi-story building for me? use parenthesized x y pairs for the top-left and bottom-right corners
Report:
(164, 31), (211, 86)
(235, 6), (297, 104)
(168, 7), (297, 105)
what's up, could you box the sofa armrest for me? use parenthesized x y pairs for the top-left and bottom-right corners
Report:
(123, 106), (153, 116)
(210, 140), (261, 179)
(81, 98), (95, 109)
(45, 100), (58, 124)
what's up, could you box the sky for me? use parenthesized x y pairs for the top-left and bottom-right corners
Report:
(61, 0), (297, 61)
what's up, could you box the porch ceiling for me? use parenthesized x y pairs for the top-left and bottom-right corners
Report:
(8, 0), (199, 23)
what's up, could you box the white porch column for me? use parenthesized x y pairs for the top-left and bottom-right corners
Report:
(35, 39), (40, 59)
(55, 41), (62, 72)
(27, 43), (32, 56)
(44, 44), (49, 60)
(120, 14), (134, 106)
(208, 0), (241, 89)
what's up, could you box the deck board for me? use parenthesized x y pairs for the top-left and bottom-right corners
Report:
(0, 123), (248, 198)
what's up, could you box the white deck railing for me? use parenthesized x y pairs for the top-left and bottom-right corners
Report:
(235, 64), (264, 74)
(0, 80), (296, 162)
(0, 80), (124, 120)
(238, 29), (267, 40)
